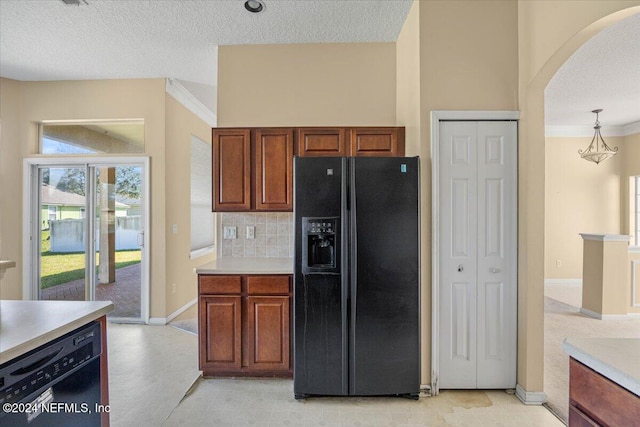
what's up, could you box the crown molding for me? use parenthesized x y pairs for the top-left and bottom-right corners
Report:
(165, 78), (217, 127)
(546, 121), (640, 138)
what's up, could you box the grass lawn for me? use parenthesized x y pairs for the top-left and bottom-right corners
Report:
(40, 230), (141, 289)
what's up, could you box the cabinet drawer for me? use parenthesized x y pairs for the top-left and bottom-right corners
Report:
(199, 275), (241, 294)
(247, 276), (290, 295)
(569, 358), (640, 426)
(297, 128), (348, 157)
(350, 127), (404, 157)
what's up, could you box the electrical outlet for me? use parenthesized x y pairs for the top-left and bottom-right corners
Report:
(172, 224), (178, 234)
(172, 283), (177, 293)
(556, 259), (562, 268)
(246, 226), (255, 239)
(223, 226), (237, 239)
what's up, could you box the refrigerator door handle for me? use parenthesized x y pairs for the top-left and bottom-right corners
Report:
(348, 157), (358, 394)
(341, 157), (350, 395)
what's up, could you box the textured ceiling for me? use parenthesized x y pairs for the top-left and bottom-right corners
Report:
(0, 1), (637, 128)
(0, 0), (411, 83)
(545, 13), (640, 128)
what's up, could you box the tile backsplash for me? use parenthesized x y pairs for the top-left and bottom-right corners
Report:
(219, 213), (293, 258)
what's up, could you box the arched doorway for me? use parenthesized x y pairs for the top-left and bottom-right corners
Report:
(519, 6), (640, 421)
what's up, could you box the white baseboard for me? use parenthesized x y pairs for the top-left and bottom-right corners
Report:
(148, 317), (167, 326)
(167, 298), (197, 323)
(579, 307), (640, 320)
(419, 384), (432, 397)
(148, 298), (198, 325)
(544, 279), (582, 285)
(515, 384), (546, 405)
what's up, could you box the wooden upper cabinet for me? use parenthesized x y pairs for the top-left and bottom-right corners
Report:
(297, 128), (348, 157)
(213, 129), (251, 211)
(254, 129), (294, 211)
(350, 127), (405, 157)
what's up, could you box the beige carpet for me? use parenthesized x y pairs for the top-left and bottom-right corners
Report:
(544, 283), (640, 423)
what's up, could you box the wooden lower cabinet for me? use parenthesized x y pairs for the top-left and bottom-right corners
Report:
(198, 274), (292, 377)
(246, 296), (290, 370)
(200, 296), (242, 369)
(569, 358), (640, 426)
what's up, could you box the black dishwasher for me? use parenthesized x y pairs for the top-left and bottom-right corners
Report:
(0, 321), (102, 426)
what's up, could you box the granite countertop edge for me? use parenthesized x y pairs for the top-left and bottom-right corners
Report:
(562, 337), (640, 396)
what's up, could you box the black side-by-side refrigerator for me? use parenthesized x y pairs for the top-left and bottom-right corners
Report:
(293, 156), (420, 399)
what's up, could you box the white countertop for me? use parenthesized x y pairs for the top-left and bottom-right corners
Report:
(196, 257), (293, 275)
(563, 337), (640, 396)
(0, 300), (114, 364)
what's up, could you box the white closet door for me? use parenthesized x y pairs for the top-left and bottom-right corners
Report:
(476, 122), (517, 388)
(438, 121), (479, 388)
(438, 121), (517, 389)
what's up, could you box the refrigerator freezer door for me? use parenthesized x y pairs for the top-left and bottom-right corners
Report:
(349, 157), (420, 396)
(293, 157), (348, 397)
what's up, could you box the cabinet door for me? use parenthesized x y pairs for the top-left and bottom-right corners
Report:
(297, 128), (348, 157)
(199, 296), (242, 370)
(254, 129), (294, 211)
(213, 129), (251, 211)
(350, 127), (405, 157)
(246, 296), (290, 371)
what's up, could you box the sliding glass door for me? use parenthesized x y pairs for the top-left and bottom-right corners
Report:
(39, 166), (89, 302)
(28, 159), (148, 322)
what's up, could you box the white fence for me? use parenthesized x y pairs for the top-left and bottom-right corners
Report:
(49, 216), (141, 253)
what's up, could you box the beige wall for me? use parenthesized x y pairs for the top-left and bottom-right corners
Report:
(217, 43), (397, 127)
(0, 78), (23, 299)
(397, 0), (520, 386)
(164, 94), (215, 316)
(630, 251), (640, 313)
(545, 136), (624, 279)
(516, 0), (640, 393)
(396, 0), (428, 382)
(621, 132), (640, 239)
(582, 238), (630, 315)
(0, 78), (209, 319)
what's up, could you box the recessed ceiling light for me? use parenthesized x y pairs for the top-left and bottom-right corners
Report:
(244, 0), (265, 13)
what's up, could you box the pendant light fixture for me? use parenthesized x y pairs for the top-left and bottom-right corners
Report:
(578, 109), (618, 164)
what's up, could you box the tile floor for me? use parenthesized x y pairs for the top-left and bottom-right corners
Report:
(106, 281), (640, 426)
(107, 322), (563, 427)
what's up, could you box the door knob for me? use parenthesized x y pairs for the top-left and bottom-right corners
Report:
(490, 267), (501, 273)
(458, 264), (463, 272)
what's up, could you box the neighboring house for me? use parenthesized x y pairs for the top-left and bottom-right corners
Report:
(115, 194), (141, 217)
(40, 184), (129, 229)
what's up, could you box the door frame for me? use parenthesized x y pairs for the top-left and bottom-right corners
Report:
(22, 156), (151, 323)
(430, 111), (519, 395)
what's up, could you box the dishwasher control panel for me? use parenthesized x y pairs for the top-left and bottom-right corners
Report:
(0, 321), (101, 406)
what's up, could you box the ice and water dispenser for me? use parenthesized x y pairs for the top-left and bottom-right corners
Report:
(301, 217), (339, 274)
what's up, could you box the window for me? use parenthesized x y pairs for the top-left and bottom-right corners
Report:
(635, 176), (640, 246)
(190, 135), (215, 258)
(40, 120), (144, 154)
(47, 205), (57, 221)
